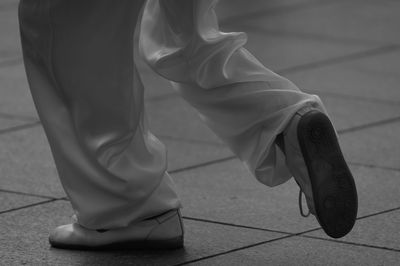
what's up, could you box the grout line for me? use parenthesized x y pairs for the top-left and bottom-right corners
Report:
(0, 199), (57, 215)
(219, 0), (342, 26)
(0, 120), (41, 136)
(238, 25), (385, 47)
(277, 45), (400, 75)
(357, 206), (400, 221)
(179, 205), (400, 264)
(0, 112), (38, 123)
(302, 235), (400, 253)
(168, 138), (400, 176)
(173, 234), (295, 266)
(305, 89), (400, 107)
(0, 188), (58, 200)
(337, 116), (400, 134)
(169, 156), (236, 174)
(183, 216), (294, 236)
(348, 162), (400, 172)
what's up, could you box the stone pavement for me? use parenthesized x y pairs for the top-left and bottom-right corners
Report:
(1, 0), (400, 265)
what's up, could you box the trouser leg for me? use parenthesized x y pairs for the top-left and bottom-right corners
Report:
(18, 0), (181, 229)
(140, 0), (327, 187)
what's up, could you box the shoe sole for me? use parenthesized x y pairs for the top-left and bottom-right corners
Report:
(50, 236), (184, 251)
(297, 110), (358, 238)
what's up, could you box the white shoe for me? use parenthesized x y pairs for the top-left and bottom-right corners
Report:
(49, 209), (184, 250)
(283, 106), (358, 238)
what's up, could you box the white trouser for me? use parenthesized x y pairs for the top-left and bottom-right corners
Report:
(19, 0), (324, 229)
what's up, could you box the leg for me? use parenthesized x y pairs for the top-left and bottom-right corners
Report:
(18, 0), (182, 245)
(140, 0), (325, 186)
(140, 0), (357, 238)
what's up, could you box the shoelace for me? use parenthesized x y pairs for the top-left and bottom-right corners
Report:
(298, 189), (311, 218)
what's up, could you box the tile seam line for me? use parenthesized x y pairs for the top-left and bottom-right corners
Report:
(0, 199), (57, 215)
(238, 24), (386, 47)
(0, 188), (58, 200)
(168, 115), (400, 174)
(0, 116), (398, 178)
(169, 156), (236, 174)
(173, 234), (295, 266)
(155, 111), (400, 149)
(182, 216), (294, 236)
(169, 152), (397, 177)
(0, 105), (398, 138)
(3, 45), (399, 72)
(306, 89), (400, 106)
(277, 45), (400, 75)
(0, 112), (38, 123)
(348, 161), (400, 172)
(174, 233), (400, 266)
(219, 0), (346, 26)
(302, 235), (400, 253)
(183, 204), (400, 238)
(337, 116), (400, 134)
(1, 199), (397, 262)
(176, 206), (400, 265)
(0, 120), (41, 135)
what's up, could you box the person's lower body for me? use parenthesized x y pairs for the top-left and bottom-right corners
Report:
(19, 0), (184, 248)
(18, 0), (357, 250)
(141, 0), (357, 239)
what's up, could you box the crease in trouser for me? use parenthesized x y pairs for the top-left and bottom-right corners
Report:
(18, 0), (181, 230)
(140, 0), (327, 187)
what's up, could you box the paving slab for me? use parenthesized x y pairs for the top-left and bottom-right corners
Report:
(219, 26), (374, 72)
(137, 1), (376, 101)
(0, 200), (284, 266)
(286, 51), (400, 104)
(0, 126), (64, 198)
(162, 138), (232, 172)
(0, 123), (232, 198)
(0, 117), (27, 131)
(139, 62), (177, 101)
(0, 191), (46, 213)
(0, 63), (38, 119)
(320, 94), (400, 132)
(0, 3), (21, 60)
(217, 0), (313, 22)
(306, 209), (400, 251)
(172, 160), (400, 233)
(340, 122), (400, 170)
(192, 235), (400, 266)
(147, 96), (222, 144)
(243, 0), (400, 44)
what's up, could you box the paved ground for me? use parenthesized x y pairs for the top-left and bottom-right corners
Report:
(1, 0), (400, 265)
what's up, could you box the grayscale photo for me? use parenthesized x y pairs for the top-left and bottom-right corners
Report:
(0, 0), (399, 265)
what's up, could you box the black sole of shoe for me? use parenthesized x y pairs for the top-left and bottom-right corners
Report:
(297, 110), (358, 238)
(50, 236), (184, 251)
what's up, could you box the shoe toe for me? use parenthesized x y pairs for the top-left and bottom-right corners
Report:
(49, 223), (86, 248)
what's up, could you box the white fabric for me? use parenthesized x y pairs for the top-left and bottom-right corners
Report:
(19, 0), (325, 230)
(140, 0), (325, 185)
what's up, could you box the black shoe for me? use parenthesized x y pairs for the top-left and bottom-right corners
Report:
(283, 106), (358, 238)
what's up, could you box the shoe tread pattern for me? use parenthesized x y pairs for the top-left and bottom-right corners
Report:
(297, 111), (358, 238)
